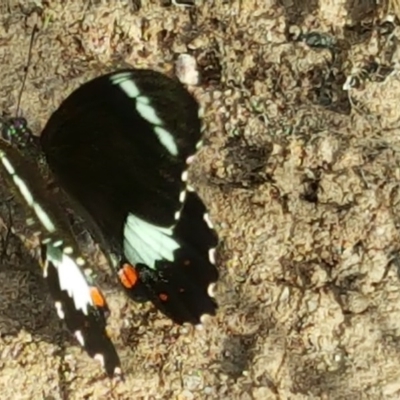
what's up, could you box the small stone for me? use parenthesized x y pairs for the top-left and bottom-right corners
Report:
(175, 54), (199, 86)
(177, 389), (194, 400)
(183, 372), (203, 390)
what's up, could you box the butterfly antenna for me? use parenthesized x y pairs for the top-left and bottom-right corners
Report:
(16, 24), (39, 117)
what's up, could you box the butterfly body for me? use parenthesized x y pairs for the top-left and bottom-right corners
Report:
(0, 118), (121, 377)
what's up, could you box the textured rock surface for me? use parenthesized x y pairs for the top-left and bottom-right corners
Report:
(1, 1), (400, 399)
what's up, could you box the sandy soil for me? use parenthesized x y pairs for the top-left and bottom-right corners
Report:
(2, 0), (400, 399)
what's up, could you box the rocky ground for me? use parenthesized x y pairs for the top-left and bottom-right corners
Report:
(1, 0), (400, 399)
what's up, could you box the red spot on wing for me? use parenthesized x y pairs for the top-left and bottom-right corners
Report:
(90, 286), (106, 308)
(159, 293), (168, 301)
(119, 263), (139, 289)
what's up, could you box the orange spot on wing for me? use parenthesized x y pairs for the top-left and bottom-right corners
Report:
(183, 259), (190, 266)
(90, 287), (106, 308)
(119, 263), (138, 289)
(159, 293), (168, 301)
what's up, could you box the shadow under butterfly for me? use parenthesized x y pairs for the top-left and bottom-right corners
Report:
(0, 68), (219, 376)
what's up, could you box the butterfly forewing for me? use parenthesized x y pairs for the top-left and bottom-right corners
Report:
(41, 69), (201, 228)
(0, 136), (121, 377)
(39, 68), (219, 324)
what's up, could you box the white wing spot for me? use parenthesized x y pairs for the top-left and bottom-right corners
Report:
(119, 79), (140, 98)
(33, 203), (56, 233)
(111, 72), (140, 98)
(136, 100), (163, 126)
(76, 257), (85, 266)
(43, 262), (49, 277)
(208, 248), (216, 264)
(181, 170), (188, 182)
(111, 73), (179, 157)
(75, 330), (85, 347)
(110, 71), (132, 84)
(196, 140), (203, 150)
(179, 190), (187, 203)
(12, 174), (56, 233)
(153, 126), (178, 156)
(0, 155), (15, 174)
(208, 283), (216, 297)
(124, 213), (179, 270)
(63, 246), (73, 254)
(3, 158), (56, 233)
(203, 213), (214, 229)
(46, 244), (94, 315)
(136, 95), (150, 105)
(174, 210), (181, 221)
(13, 175), (34, 206)
(55, 301), (65, 319)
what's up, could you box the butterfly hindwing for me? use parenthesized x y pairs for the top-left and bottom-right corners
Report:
(123, 191), (219, 324)
(39, 68), (219, 324)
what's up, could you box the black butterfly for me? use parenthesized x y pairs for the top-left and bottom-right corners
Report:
(0, 117), (121, 377)
(38, 69), (219, 323)
(2, 68), (219, 374)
